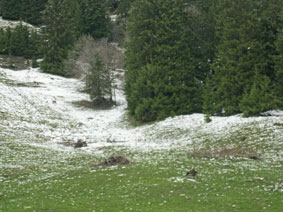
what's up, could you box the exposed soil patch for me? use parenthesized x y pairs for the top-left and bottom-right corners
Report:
(0, 77), (42, 87)
(274, 123), (283, 127)
(59, 139), (87, 149)
(188, 147), (260, 160)
(0, 55), (31, 70)
(94, 155), (131, 166)
(72, 100), (115, 110)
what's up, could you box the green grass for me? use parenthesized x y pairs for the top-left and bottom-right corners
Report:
(1, 87), (282, 211)
(1, 144), (282, 212)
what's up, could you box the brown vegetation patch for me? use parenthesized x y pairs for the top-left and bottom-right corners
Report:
(15, 81), (42, 87)
(59, 139), (87, 149)
(188, 147), (260, 160)
(1, 78), (42, 88)
(72, 100), (115, 110)
(274, 123), (283, 127)
(94, 155), (131, 166)
(0, 55), (31, 70)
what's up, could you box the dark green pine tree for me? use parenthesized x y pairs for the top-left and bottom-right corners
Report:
(186, 0), (218, 83)
(0, 0), (3, 15)
(41, 0), (81, 75)
(240, 73), (274, 117)
(0, 28), (9, 54)
(275, 31), (283, 104)
(81, 0), (110, 39)
(273, 1), (283, 108)
(116, 0), (135, 18)
(206, 0), (276, 115)
(26, 30), (42, 59)
(9, 23), (30, 57)
(2, 0), (22, 20)
(86, 54), (113, 105)
(21, 0), (48, 25)
(126, 0), (201, 122)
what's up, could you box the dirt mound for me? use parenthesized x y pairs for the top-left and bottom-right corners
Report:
(59, 139), (87, 148)
(94, 155), (131, 166)
(188, 147), (260, 160)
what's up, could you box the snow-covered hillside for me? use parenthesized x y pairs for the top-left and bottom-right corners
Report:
(0, 67), (282, 160)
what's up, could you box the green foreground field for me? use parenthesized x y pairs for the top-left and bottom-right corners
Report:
(1, 139), (282, 212)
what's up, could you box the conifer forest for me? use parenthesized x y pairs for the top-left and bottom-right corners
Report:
(0, 0), (283, 211)
(0, 0), (282, 121)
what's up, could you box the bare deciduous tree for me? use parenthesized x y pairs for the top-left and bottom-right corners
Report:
(65, 35), (124, 78)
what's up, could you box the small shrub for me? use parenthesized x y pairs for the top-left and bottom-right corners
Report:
(31, 58), (39, 68)
(86, 54), (114, 106)
(204, 113), (212, 123)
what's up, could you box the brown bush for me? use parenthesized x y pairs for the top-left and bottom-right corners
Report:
(188, 147), (260, 160)
(94, 155), (131, 166)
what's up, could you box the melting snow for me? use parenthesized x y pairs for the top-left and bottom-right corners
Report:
(0, 67), (282, 158)
(0, 16), (39, 31)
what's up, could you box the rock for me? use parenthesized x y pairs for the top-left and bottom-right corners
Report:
(74, 139), (87, 148)
(185, 168), (197, 178)
(59, 139), (87, 148)
(247, 154), (260, 160)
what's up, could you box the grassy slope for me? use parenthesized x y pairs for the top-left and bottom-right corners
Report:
(0, 69), (282, 212)
(1, 125), (282, 212)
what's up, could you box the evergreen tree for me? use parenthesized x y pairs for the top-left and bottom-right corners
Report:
(206, 0), (275, 115)
(186, 0), (217, 83)
(0, 26), (42, 59)
(240, 73), (274, 117)
(274, 2), (283, 107)
(9, 23), (30, 57)
(41, 0), (81, 75)
(0, 28), (9, 54)
(86, 54), (113, 105)
(81, 0), (110, 39)
(0, 0), (3, 15)
(126, 0), (201, 122)
(26, 30), (42, 58)
(2, 0), (22, 20)
(2, 0), (47, 24)
(116, 0), (135, 18)
(21, 0), (48, 25)
(275, 31), (283, 103)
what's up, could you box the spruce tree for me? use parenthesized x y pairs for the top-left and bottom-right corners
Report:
(274, 3), (283, 107)
(41, 0), (81, 75)
(116, 0), (135, 18)
(207, 0), (270, 115)
(240, 73), (274, 117)
(86, 54), (113, 105)
(275, 31), (283, 103)
(26, 30), (42, 59)
(9, 23), (30, 57)
(2, 0), (21, 20)
(81, 0), (110, 39)
(21, 0), (48, 25)
(203, 0), (283, 116)
(126, 0), (201, 122)
(0, 28), (8, 54)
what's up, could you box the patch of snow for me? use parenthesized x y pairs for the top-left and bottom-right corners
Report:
(110, 15), (119, 22)
(0, 16), (40, 31)
(262, 110), (283, 116)
(0, 67), (282, 161)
